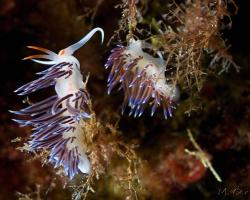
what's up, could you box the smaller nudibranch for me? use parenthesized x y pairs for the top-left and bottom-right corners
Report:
(105, 39), (179, 118)
(11, 28), (104, 179)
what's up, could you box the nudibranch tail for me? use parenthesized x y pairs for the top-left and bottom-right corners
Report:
(12, 27), (105, 179)
(105, 39), (179, 119)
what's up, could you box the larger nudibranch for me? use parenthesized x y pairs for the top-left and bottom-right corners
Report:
(11, 28), (104, 179)
(105, 39), (179, 118)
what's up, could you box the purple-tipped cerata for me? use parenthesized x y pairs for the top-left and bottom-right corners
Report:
(105, 39), (179, 118)
(11, 28), (104, 179)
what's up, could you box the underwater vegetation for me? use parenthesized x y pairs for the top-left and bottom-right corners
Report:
(0, 0), (250, 199)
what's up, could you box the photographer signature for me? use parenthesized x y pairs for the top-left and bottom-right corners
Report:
(218, 185), (249, 198)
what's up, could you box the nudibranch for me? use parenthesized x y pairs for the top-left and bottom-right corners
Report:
(11, 27), (104, 179)
(105, 39), (179, 118)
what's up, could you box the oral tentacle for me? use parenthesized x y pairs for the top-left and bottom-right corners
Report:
(64, 27), (104, 55)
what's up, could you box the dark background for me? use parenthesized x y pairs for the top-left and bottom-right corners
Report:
(0, 0), (249, 199)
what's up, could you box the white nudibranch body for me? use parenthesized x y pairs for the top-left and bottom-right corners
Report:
(105, 39), (178, 118)
(12, 28), (104, 179)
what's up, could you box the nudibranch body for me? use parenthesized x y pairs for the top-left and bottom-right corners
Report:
(12, 28), (104, 179)
(105, 39), (178, 118)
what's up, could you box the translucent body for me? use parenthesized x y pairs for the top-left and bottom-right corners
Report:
(105, 39), (178, 118)
(12, 28), (104, 179)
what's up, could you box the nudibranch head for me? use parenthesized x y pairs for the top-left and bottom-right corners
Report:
(105, 39), (179, 119)
(23, 27), (104, 67)
(12, 27), (104, 179)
